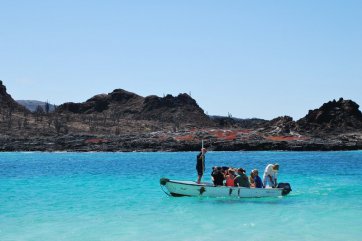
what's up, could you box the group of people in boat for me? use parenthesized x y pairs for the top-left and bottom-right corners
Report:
(196, 148), (279, 188)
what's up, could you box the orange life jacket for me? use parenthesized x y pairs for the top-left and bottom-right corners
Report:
(226, 177), (234, 186)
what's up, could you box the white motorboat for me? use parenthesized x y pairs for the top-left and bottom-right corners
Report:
(160, 178), (292, 198)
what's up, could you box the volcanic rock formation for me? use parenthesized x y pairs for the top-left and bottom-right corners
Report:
(57, 89), (213, 127)
(262, 116), (297, 135)
(0, 80), (28, 112)
(297, 98), (362, 133)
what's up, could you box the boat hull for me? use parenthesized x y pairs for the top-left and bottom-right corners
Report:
(160, 178), (291, 198)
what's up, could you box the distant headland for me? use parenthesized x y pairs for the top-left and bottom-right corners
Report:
(1, 80), (362, 151)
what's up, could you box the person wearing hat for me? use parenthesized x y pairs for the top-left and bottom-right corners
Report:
(262, 163), (279, 188)
(196, 148), (207, 184)
(234, 168), (250, 187)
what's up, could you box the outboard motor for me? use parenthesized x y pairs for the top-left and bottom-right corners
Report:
(277, 183), (292, 196)
(160, 178), (170, 186)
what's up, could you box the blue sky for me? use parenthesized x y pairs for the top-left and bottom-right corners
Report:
(1, 0), (361, 120)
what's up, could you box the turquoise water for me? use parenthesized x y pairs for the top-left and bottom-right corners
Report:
(1, 151), (362, 241)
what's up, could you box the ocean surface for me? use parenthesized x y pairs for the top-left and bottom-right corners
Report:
(1, 151), (362, 241)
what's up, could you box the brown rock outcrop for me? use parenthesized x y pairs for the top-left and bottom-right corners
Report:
(297, 98), (362, 133)
(262, 116), (297, 135)
(57, 89), (213, 127)
(140, 93), (212, 126)
(57, 89), (144, 114)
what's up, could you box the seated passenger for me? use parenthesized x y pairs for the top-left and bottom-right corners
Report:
(211, 167), (225, 186)
(249, 171), (256, 188)
(225, 169), (236, 187)
(252, 169), (263, 188)
(211, 166), (217, 176)
(234, 168), (250, 187)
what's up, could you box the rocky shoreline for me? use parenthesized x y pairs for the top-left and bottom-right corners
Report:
(1, 131), (361, 152)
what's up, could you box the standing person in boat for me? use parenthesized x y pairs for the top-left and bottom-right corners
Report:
(196, 148), (207, 184)
(262, 163), (279, 188)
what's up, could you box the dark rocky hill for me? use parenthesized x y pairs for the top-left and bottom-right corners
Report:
(57, 89), (144, 114)
(0, 80), (28, 112)
(140, 93), (212, 125)
(57, 89), (213, 127)
(297, 98), (362, 134)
